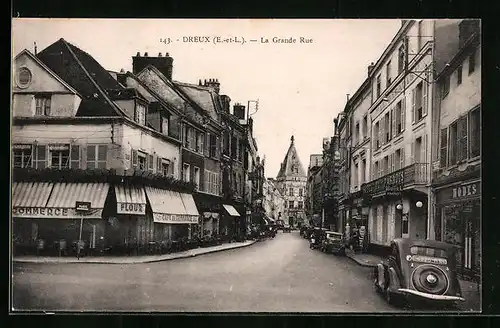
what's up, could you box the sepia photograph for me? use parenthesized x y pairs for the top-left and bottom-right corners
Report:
(10, 18), (481, 313)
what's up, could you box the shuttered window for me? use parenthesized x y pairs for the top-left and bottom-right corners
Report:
(469, 106), (480, 158)
(148, 154), (154, 172)
(448, 121), (458, 165)
(457, 116), (468, 162)
(86, 145), (107, 169)
(13, 144), (33, 168)
(440, 128), (448, 167)
(70, 144), (80, 169)
(400, 147), (405, 169)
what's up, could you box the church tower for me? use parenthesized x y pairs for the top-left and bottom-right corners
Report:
(275, 135), (307, 227)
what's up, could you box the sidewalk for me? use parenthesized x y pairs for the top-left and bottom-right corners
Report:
(345, 249), (481, 312)
(13, 240), (256, 264)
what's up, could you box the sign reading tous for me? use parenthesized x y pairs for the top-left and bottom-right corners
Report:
(117, 202), (146, 215)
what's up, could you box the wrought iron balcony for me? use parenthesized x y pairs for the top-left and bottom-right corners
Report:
(361, 163), (429, 196)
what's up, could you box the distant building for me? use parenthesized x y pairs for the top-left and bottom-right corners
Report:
(275, 136), (307, 227)
(262, 178), (286, 222)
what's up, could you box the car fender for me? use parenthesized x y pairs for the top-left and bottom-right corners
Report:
(377, 263), (386, 290)
(387, 267), (401, 291)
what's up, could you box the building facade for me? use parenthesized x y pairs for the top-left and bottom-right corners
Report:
(262, 178), (285, 222)
(430, 20), (481, 279)
(275, 136), (307, 227)
(305, 154), (323, 225)
(12, 40), (198, 254)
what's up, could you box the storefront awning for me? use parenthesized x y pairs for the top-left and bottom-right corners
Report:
(223, 204), (240, 217)
(145, 187), (199, 224)
(45, 183), (110, 219)
(115, 185), (147, 215)
(180, 193), (200, 217)
(12, 182), (54, 218)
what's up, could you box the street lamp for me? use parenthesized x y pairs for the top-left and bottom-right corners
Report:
(416, 201), (423, 208)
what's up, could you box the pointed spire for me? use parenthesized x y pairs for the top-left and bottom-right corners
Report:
(291, 135), (294, 144)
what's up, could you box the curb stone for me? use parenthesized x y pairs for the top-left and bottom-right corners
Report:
(13, 240), (257, 265)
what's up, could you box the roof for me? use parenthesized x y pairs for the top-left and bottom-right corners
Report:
(436, 31), (480, 80)
(14, 49), (81, 97)
(107, 88), (148, 102)
(276, 136), (307, 178)
(36, 38), (124, 117)
(173, 81), (220, 122)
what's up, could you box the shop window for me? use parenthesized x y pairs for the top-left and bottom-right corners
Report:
(35, 94), (51, 116)
(13, 144), (32, 168)
(87, 144), (107, 169)
(50, 144), (70, 169)
(469, 106), (480, 158)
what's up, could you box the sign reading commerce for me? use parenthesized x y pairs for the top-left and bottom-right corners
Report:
(12, 207), (103, 219)
(153, 213), (199, 224)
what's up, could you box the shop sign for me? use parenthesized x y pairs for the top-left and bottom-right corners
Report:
(452, 182), (479, 200)
(48, 144), (70, 151)
(153, 213), (199, 224)
(12, 206), (103, 219)
(437, 181), (480, 204)
(75, 201), (91, 212)
(117, 202), (146, 215)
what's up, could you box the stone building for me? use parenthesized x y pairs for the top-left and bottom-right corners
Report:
(262, 178), (286, 222)
(430, 20), (480, 279)
(275, 136), (307, 227)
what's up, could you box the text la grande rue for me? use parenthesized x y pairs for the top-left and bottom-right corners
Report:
(261, 37), (313, 44)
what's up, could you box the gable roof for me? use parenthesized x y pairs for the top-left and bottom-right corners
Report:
(14, 49), (81, 96)
(276, 136), (307, 178)
(173, 80), (220, 122)
(36, 38), (125, 117)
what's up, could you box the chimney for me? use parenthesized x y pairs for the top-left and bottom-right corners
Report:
(233, 103), (246, 120)
(220, 95), (231, 113)
(367, 62), (375, 76)
(132, 52), (174, 80)
(204, 78), (220, 94)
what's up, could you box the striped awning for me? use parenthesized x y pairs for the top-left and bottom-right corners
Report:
(45, 183), (110, 219)
(223, 204), (241, 217)
(115, 185), (147, 215)
(145, 187), (199, 224)
(179, 193), (199, 217)
(11, 182), (54, 218)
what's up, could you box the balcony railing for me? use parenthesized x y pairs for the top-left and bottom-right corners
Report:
(361, 163), (429, 196)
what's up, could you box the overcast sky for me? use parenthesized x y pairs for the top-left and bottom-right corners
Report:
(12, 19), (401, 178)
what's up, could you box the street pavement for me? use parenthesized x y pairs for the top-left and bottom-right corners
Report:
(12, 231), (403, 312)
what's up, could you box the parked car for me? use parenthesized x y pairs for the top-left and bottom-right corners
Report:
(373, 238), (465, 307)
(309, 227), (327, 250)
(320, 231), (346, 255)
(283, 224), (291, 233)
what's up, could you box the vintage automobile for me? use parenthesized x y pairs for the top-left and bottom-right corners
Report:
(373, 238), (465, 307)
(283, 224), (291, 233)
(309, 227), (327, 250)
(320, 231), (346, 256)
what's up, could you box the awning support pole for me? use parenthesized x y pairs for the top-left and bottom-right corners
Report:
(77, 218), (83, 260)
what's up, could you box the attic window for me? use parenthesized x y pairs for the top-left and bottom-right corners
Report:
(16, 67), (32, 89)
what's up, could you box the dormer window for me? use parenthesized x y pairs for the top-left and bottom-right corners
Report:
(35, 94), (51, 116)
(135, 103), (146, 125)
(16, 67), (32, 89)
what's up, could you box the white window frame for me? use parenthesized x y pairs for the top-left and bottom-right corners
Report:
(86, 144), (107, 169)
(49, 144), (70, 169)
(12, 144), (33, 168)
(194, 166), (201, 190)
(35, 94), (51, 116)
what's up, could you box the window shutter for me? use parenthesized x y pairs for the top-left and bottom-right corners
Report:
(391, 108), (396, 137)
(157, 157), (162, 174)
(440, 128), (448, 168)
(462, 116), (468, 162)
(411, 88), (416, 123)
(401, 99), (406, 131)
(169, 160), (175, 177)
(400, 147), (405, 169)
(380, 120), (385, 145)
(423, 134), (428, 164)
(377, 123), (382, 148)
(131, 149), (138, 168)
(151, 154), (157, 173)
(216, 135), (220, 157)
(391, 153), (395, 173)
(423, 72), (429, 116)
(410, 140), (415, 164)
(200, 133), (205, 154)
(205, 133), (210, 156)
(147, 154), (154, 172)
